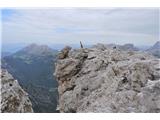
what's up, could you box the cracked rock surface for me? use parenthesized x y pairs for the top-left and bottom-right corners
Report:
(55, 44), (160, 113)
(0, 69), (33, 113)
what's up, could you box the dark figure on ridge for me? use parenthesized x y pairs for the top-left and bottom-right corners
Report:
(80, 41), (83, 48)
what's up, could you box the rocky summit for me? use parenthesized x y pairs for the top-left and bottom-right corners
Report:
(0, 69), (33, 113)
(55, 44), (160, 113)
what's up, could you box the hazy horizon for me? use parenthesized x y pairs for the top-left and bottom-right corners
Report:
(2, 41), (158, 53)
(1, 8), (159, 47)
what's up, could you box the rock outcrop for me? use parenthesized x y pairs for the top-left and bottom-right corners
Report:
(0, 69), (33, 113)
(55, 44), (160, 113)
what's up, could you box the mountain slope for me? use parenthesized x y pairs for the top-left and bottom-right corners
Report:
(146, 41), (160, 58)
(55, 45), (160, 113)
(1, 51), (12, 58)
(2, 44), (58, 112)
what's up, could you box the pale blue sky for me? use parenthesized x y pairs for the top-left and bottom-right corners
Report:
(1, 8), (159, 46)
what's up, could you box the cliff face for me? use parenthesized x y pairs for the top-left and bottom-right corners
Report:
(0, 69), (33, 113)
(55, 44), (160, 113)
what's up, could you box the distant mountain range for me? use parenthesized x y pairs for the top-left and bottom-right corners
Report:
(92, 43), (139, 52)
(2, 44), (59, 113)
(2, 43), (90, 52)
(102, 42), (160, 58)
(146, 41), (160, 58)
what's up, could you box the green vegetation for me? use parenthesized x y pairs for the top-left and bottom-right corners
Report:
(2, 44), (59, 113)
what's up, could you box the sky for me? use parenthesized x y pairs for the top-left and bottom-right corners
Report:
(1, 8), (159, 46)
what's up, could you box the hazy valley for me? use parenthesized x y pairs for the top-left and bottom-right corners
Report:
(1, 44), (58, 112)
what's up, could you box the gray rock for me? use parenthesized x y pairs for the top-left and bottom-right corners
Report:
(55, 44), (160, 113)
(58, 46), (72, 59)
(0, 69), (33, 113)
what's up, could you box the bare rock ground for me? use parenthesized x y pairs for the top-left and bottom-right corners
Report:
(55, 44), (160, 113)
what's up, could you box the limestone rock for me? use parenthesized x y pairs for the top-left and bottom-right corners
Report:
(58, 46), (72, 59)
(55, 44), (160, 113)
(0, 69), (33, 113)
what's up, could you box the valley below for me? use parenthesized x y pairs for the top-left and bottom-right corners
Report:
(1, 44), (59, 113)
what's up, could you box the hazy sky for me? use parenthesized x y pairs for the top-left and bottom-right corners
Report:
(1, 8), (159, 46)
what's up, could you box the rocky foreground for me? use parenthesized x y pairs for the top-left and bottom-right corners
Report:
(0, 69), (33, 113)
(55, 44), (160, 113)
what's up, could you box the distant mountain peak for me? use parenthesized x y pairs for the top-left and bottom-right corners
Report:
(148, 41), (160, 50)
(24, 43), (52, 51)
(16, 43), (56, 56)
(146, 41), (160, 58)
(152, 41), (160, 49)
(2, 43), (58, 112)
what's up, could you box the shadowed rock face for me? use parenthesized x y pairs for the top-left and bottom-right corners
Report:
(55, 44), (160, 113)
(0, 69), (33, 113)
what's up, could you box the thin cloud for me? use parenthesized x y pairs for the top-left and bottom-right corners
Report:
(2, 8), (159, 46)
